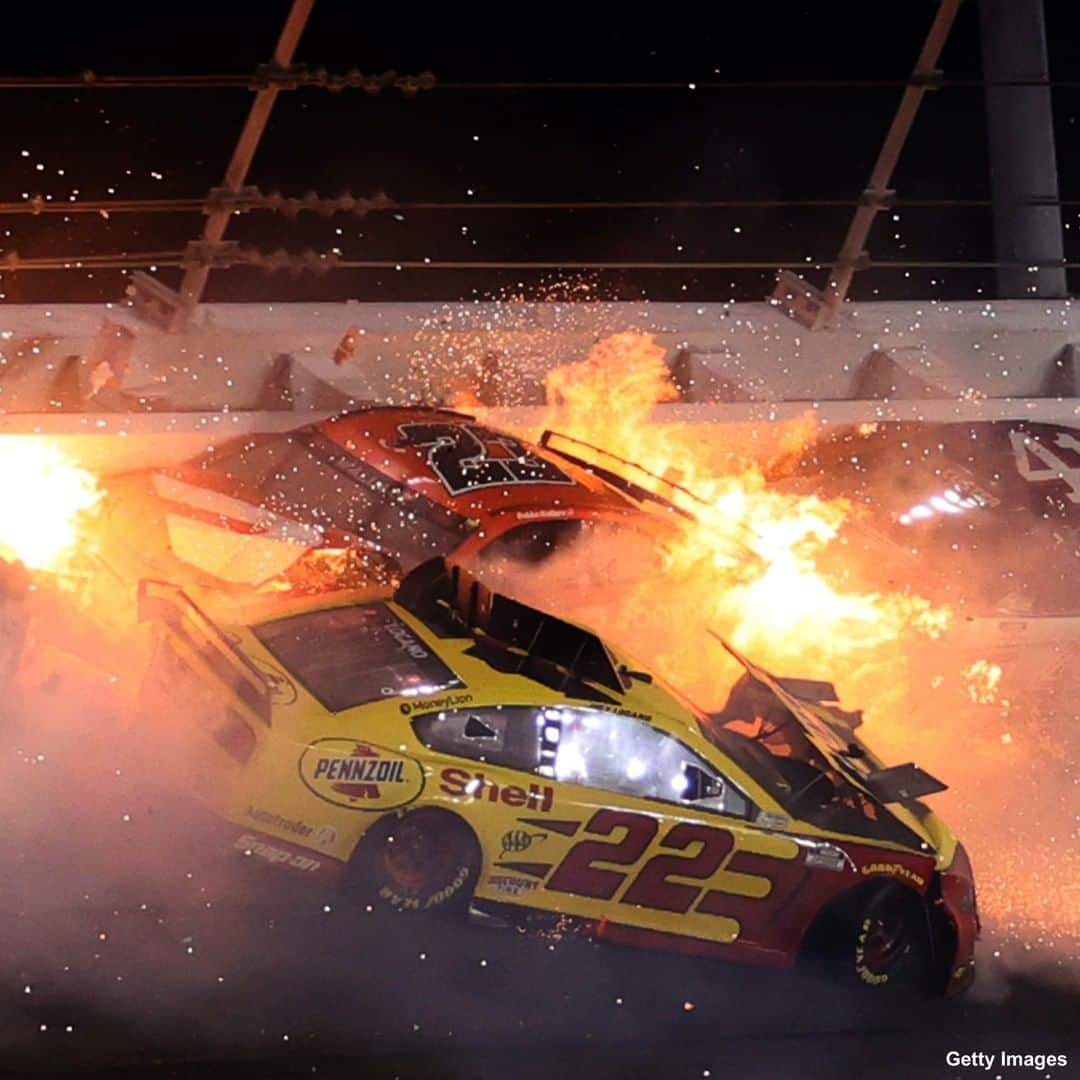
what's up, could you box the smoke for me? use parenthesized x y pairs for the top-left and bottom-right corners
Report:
(0, 645), (905, 1073)
(878, 639), (1080, 966)
(0, 343), (1075, 1071)
(0, 553), (1075, 1076)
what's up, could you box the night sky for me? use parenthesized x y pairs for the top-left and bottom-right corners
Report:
(2, 1), (1078, 305)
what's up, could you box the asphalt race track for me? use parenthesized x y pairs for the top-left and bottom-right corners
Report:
(0, 682), (1075, 1080)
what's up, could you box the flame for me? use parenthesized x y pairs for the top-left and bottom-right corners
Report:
(0, 439), (101, 573)
(258, 546), (400, 594)
(486, 329), (1079, 949)
(474, 329), (1080, 948)
(501, 330), (950, 711)
(963, 659), (1003, 705)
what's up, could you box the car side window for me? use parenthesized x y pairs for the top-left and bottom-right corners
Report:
(411, 706), (541, 772)
(538, 707), (752, 818)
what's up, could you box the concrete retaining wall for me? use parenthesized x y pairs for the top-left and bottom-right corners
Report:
(0, 298), (1077, 471)
(1, 298), (1078, 413)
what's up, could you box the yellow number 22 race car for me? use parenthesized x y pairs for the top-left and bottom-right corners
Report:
(136, 557), (979, 996)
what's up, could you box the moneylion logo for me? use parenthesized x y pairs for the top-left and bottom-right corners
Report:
(399, 691), (474, 717)
(299, 738), (425, 812)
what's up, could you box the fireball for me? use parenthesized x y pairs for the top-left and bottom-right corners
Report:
(0, 438), (102, 573)
(499, 330), (952, 712)
(487, 330), (1079, 946)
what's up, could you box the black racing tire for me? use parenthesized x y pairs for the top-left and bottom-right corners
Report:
(803, 883), (934, 994)
(345, 808), (481, 917)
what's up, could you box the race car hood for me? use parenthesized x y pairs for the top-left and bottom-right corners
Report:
(718, 639), (956, 862)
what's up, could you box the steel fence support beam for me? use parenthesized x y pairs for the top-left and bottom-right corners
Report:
(171, 0), (316, 328)
(820, 0), (963, 324)
(980, 0), (1067, 298)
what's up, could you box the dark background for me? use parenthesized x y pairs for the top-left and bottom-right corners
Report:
(1, 0), (1078, 305)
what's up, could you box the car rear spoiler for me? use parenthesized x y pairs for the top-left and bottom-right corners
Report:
(539, 429), (698, 521)
(395, 557), (627, 697)
(538, 429), (763, 566)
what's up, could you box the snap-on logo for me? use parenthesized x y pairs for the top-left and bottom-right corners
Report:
(299, 738), (424, 811)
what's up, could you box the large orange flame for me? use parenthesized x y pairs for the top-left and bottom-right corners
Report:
(0, 439), (102, 574)
(498, 331), (950, 712)
(492, 330), (1078, 948)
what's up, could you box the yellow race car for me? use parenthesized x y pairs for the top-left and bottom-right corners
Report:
(136, 557), (979, 995)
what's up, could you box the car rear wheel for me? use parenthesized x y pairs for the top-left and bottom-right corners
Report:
(806, 884), (933, 993)
(348, 808), (481, 916)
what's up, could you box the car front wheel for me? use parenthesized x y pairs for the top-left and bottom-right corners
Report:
(807, 883), (933, 993)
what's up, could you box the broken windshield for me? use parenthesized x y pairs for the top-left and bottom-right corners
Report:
(697, 687), (924, 848)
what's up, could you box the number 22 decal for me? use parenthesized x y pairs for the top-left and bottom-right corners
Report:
(546, 810), (657, 900)
(622, 823), (734, 913)
(546, 808), (802, 932)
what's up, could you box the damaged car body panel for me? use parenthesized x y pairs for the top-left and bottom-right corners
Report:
(89, 406), (684, 606)
(767, 419), (1080, 622)
(135, 557), (978, 995)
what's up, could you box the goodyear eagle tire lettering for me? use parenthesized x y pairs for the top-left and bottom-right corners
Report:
(808, 883), (932, 994)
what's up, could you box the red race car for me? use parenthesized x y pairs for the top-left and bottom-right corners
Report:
(92, 406), (685, 601)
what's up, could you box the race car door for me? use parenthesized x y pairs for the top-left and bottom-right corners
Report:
(495, 705), (806, 956)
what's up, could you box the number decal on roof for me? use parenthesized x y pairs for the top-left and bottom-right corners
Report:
(1008, 429), (1080, 504)
(395, 422), (576, 496)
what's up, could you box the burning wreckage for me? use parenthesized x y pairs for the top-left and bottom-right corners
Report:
(766, 418), (1080, 709)
(0, 403), (987, 995)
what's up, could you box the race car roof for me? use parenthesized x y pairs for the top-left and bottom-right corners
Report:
(773, 419), (1080, 522)
(158, 406), (651, 574)
(316, 406), (640, 519)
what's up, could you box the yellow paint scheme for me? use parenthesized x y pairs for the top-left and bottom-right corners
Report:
(143, 584), (961, 950)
